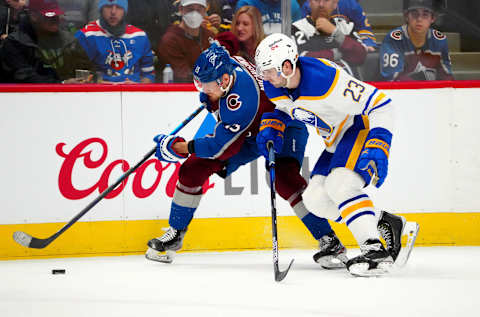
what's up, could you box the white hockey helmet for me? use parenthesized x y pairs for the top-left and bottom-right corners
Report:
(255, 33), (298, 79)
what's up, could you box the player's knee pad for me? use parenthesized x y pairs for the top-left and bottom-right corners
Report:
(303, 175), (341, 221)
(324, 168), (366, 204)
(325, 168), (376, 227)
(274, 157), (306, 203)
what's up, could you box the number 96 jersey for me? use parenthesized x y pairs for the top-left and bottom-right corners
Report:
(263, 56), (393, 150)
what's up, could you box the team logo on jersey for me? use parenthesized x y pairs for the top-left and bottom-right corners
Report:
(226, 94), (242, 111)
(291, 108), (332, 133)
(106, 55), (124, 70)
(433, 29), (446, 40)
(390, 30), (403, 41)
(105, 40), (132, 71)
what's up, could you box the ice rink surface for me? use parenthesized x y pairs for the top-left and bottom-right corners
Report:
(1, 246), (479, 317)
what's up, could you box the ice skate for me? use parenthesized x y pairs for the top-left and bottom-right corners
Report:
(145, 227), (187, 263)
(378, 211), (420, 267)
(377, 211), (406, 261)
(313, 232), (348, 269)
(346, 239), (394, 277)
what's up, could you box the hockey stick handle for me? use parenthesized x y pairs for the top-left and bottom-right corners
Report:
(13, 104), (205, 249)
(267, 142), (294, 282)
(267, 143), (279, 264)
(53, 104), (206, 237)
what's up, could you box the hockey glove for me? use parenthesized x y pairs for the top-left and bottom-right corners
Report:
(256, 109), (291, 159)
(357, 127), (392, 188)
(153, 134), (188, 163)
(200, 92), (218, 113)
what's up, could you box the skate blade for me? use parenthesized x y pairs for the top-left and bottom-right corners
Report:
(315, 254), (347, 270)
(396, 222), (420, 268)
(145, 248), (176, 264)
(348, 261), (393, 277)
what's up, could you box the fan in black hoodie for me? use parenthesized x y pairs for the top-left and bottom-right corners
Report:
(0, 0), (94, 83)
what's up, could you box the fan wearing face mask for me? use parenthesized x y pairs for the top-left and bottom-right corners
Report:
(157, 0), (215, 83)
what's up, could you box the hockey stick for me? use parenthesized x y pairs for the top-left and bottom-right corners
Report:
(360, 160), (380, 187)
(267, 142), (294, 282)
(13, 104), (206, 249)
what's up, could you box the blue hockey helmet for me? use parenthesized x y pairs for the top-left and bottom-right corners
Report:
(193, 41), (234, 91)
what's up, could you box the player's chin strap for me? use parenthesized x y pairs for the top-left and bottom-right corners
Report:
(220, 72), (235, 96)
(281, 64), (297, 88)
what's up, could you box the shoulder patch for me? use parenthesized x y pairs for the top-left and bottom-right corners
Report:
(292, 108), (332, 133)
(433, 29), (446, 40)
(226, 93), (242, 111)
(390, 30), (403, 41)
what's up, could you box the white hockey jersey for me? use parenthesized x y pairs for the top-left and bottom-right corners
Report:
(263, 57), (393, 149)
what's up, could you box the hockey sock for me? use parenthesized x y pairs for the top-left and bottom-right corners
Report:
(347, 213), (380, 246)
(337, 194), (379, 245)
(293, 201), (333, 240)
(168, 183), (203, 230)
(323, 168), (380, 245)
(169, 202), (196, 230)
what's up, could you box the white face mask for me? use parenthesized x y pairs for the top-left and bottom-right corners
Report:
(183, 10), (204, 29)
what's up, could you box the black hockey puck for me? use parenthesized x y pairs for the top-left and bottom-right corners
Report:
(52, 269), (66, 274)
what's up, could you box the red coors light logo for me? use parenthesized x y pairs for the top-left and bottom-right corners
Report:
(56, 138), (214, 200)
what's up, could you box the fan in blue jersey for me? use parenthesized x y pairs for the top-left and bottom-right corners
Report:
(255, 33), (418, 276)
(74, 0), (155, 83)
(145, 41), (349, 269)
(379, 0), (453, 81)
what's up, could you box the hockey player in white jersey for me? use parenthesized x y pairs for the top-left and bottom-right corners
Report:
(255, 33), (416, 276)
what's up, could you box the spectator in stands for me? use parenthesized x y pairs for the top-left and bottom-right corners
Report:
(216, 5), (264, 63)
(0, 0), (95, 83)
(0, 0), (27, 41)
(57, 0), (99, 33)
(204, 0), (233, 34)
(75, 0), (155, 83)
(292, 0), (367, 77)
(171, 0), (233, 35)
(126, 0), (177, 50)
(157, 0), (214, 83)
(235, 0), (302, 34)
(301, 0), (377, 52)
(380, 0), (453, 81)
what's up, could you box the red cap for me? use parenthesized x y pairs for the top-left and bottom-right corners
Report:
(28, 0), (64, 17)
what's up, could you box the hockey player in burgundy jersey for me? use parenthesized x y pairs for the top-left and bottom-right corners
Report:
(379, 0), (453, 81)
(145, 42), (348, 268)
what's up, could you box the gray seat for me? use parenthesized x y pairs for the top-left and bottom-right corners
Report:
(357, 51), (383, 82)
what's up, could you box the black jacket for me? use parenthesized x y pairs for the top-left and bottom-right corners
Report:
(0, 0), (26, 39)
(0, 14), (94, 83)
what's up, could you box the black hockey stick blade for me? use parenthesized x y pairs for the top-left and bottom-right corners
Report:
(10, 147), (157, 250)
(275, 258), (294, 282)
(13, 231), (50, 249)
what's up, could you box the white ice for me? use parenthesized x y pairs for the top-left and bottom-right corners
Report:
(1, 247), (479, 317)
